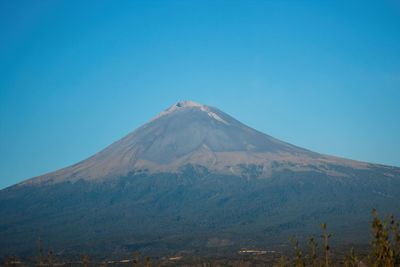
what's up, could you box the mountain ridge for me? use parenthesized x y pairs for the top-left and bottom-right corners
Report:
(18, 100), (376, 187)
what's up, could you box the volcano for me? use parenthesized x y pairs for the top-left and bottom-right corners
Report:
(1, 101), (400, 258)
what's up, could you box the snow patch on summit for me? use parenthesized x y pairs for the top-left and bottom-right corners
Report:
(151, 101), (229, 124)
(207, 111), (228, 124)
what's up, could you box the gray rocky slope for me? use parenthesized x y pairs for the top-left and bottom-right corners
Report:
(21, 101), (374, 185)
(1, 101), (400, 258)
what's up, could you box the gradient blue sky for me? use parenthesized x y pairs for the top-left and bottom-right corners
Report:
(1, 0), (400, 189)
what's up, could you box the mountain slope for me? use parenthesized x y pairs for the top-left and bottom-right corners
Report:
(21, 101), (370, 185)
(1, 101), (400, 259)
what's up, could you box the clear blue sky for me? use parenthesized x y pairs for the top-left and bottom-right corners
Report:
(1, 0), (399, 189)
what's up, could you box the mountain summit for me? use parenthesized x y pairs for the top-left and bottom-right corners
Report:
(1, 101), (400, 258)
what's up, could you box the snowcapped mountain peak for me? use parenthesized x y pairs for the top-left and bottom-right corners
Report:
(150, 101), (230, 125)
(175, 100), (203, 108)
(151, 101), (207, 120)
